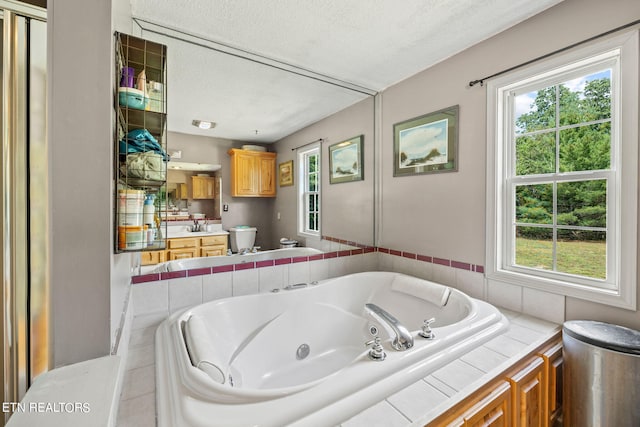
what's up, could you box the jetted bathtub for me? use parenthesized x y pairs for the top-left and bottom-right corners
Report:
(155, 271), (509, 427)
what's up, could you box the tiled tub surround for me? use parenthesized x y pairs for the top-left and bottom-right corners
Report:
(117, 305), (559, 426)
(119, 240), (566, 426)
(155, 272), (509, 426)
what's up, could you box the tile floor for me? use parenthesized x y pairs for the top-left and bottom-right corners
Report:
(116, 308), (559, 426)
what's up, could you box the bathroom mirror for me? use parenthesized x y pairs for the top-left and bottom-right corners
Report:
(134, 21), (376, 258)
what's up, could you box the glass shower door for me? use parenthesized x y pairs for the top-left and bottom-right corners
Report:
(0, 3), (47, 424)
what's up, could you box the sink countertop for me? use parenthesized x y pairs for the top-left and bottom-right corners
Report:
(166, 230), (229, 239)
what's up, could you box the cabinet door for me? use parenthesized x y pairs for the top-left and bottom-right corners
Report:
(509, 356), (545, 427)
(175, 183), (188, 200)
(258, 156), (276, 196)
(140, 250), (165, 265)
(168, 248), (197, 260)
(541, 342), (563, 427)
(235, 152), (257, 195)
(462, 381), (512, 427)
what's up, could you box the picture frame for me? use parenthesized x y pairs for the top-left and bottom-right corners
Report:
(328, 135), (364, 184)
(278, 160), (294, 187)
(393, 105), (459, 177)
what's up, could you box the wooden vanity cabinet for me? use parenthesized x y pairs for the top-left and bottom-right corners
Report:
(199, 235), (227, 257)
(140, 250), (166, 266)
(191, 176), (216, 199)
(228, 149), (276, 197)
(433, 336), (562, 427)
(166, 237), (198, 260)
(162, 235), (228, 261)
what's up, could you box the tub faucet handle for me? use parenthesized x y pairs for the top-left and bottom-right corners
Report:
(365, 325), (386, 361)
(419, 318), (436, 339)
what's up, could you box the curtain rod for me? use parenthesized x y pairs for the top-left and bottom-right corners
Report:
(291, 138), (325, 151)
(469, 18), (640, 87)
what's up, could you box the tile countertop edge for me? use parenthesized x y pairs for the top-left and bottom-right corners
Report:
(410, 317), (562, 426)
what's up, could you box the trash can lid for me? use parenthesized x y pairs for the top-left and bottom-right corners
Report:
(563, 320), (640, 355)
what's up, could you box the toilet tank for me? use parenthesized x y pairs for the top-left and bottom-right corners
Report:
(228, 226), (257, 252)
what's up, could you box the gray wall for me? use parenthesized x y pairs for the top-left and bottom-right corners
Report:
(273, 98), (375, 248)
(49, 0), (114, 366)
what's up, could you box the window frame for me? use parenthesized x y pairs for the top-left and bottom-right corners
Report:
(297, 144), (321, 238)
(486, 30), (638, 309)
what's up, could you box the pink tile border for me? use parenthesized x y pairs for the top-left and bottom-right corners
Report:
(131, 235), (485, 285)
(234, 262), (255, 271)
(187, 267), (212, 277)
(161, 270), (186, 280)
(132, 273), (160, 284)
(212, 265), (233, 273)
(433, 257), (450, 266)
(256, 260), (274, 268)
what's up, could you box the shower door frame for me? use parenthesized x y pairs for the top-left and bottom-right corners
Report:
(1, 1), (47, 423)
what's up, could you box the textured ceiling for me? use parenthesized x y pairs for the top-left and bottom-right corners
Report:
(130, 0), (563, 142)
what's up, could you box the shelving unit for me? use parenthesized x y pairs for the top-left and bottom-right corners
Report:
(114, 32), (168, 253)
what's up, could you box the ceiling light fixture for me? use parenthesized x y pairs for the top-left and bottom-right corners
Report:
(192, 119), (216, 130)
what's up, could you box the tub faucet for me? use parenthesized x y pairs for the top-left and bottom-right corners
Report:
(364, 303), (414, 351)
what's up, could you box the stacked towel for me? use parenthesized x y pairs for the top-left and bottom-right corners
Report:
(391, 275), (451, 307)
(184, 315), (226, 384)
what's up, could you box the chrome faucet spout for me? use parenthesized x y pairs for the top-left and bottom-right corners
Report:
(364, 303), (414, 351)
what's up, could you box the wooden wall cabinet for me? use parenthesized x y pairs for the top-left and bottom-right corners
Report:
(434, 337), (562, 427)
(191, 176), (216, 199)
(175, 183), (188, 200)
(228, 149), (276, 197)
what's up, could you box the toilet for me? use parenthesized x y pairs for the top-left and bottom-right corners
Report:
(228, 226), (257, 253)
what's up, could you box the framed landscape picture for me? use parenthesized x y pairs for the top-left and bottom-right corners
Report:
(328, 135), (364, 184)
(393, 105), (459, 177)
(279, 160), (293, 187)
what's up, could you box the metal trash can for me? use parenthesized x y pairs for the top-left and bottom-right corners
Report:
(279, 238), (297, 249)
(563, 320), (640, 427)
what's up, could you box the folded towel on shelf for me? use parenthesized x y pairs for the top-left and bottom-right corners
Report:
(122, 151), (166, 181)
(119, 128), (169, 161)
(391, 274), (451, 307)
